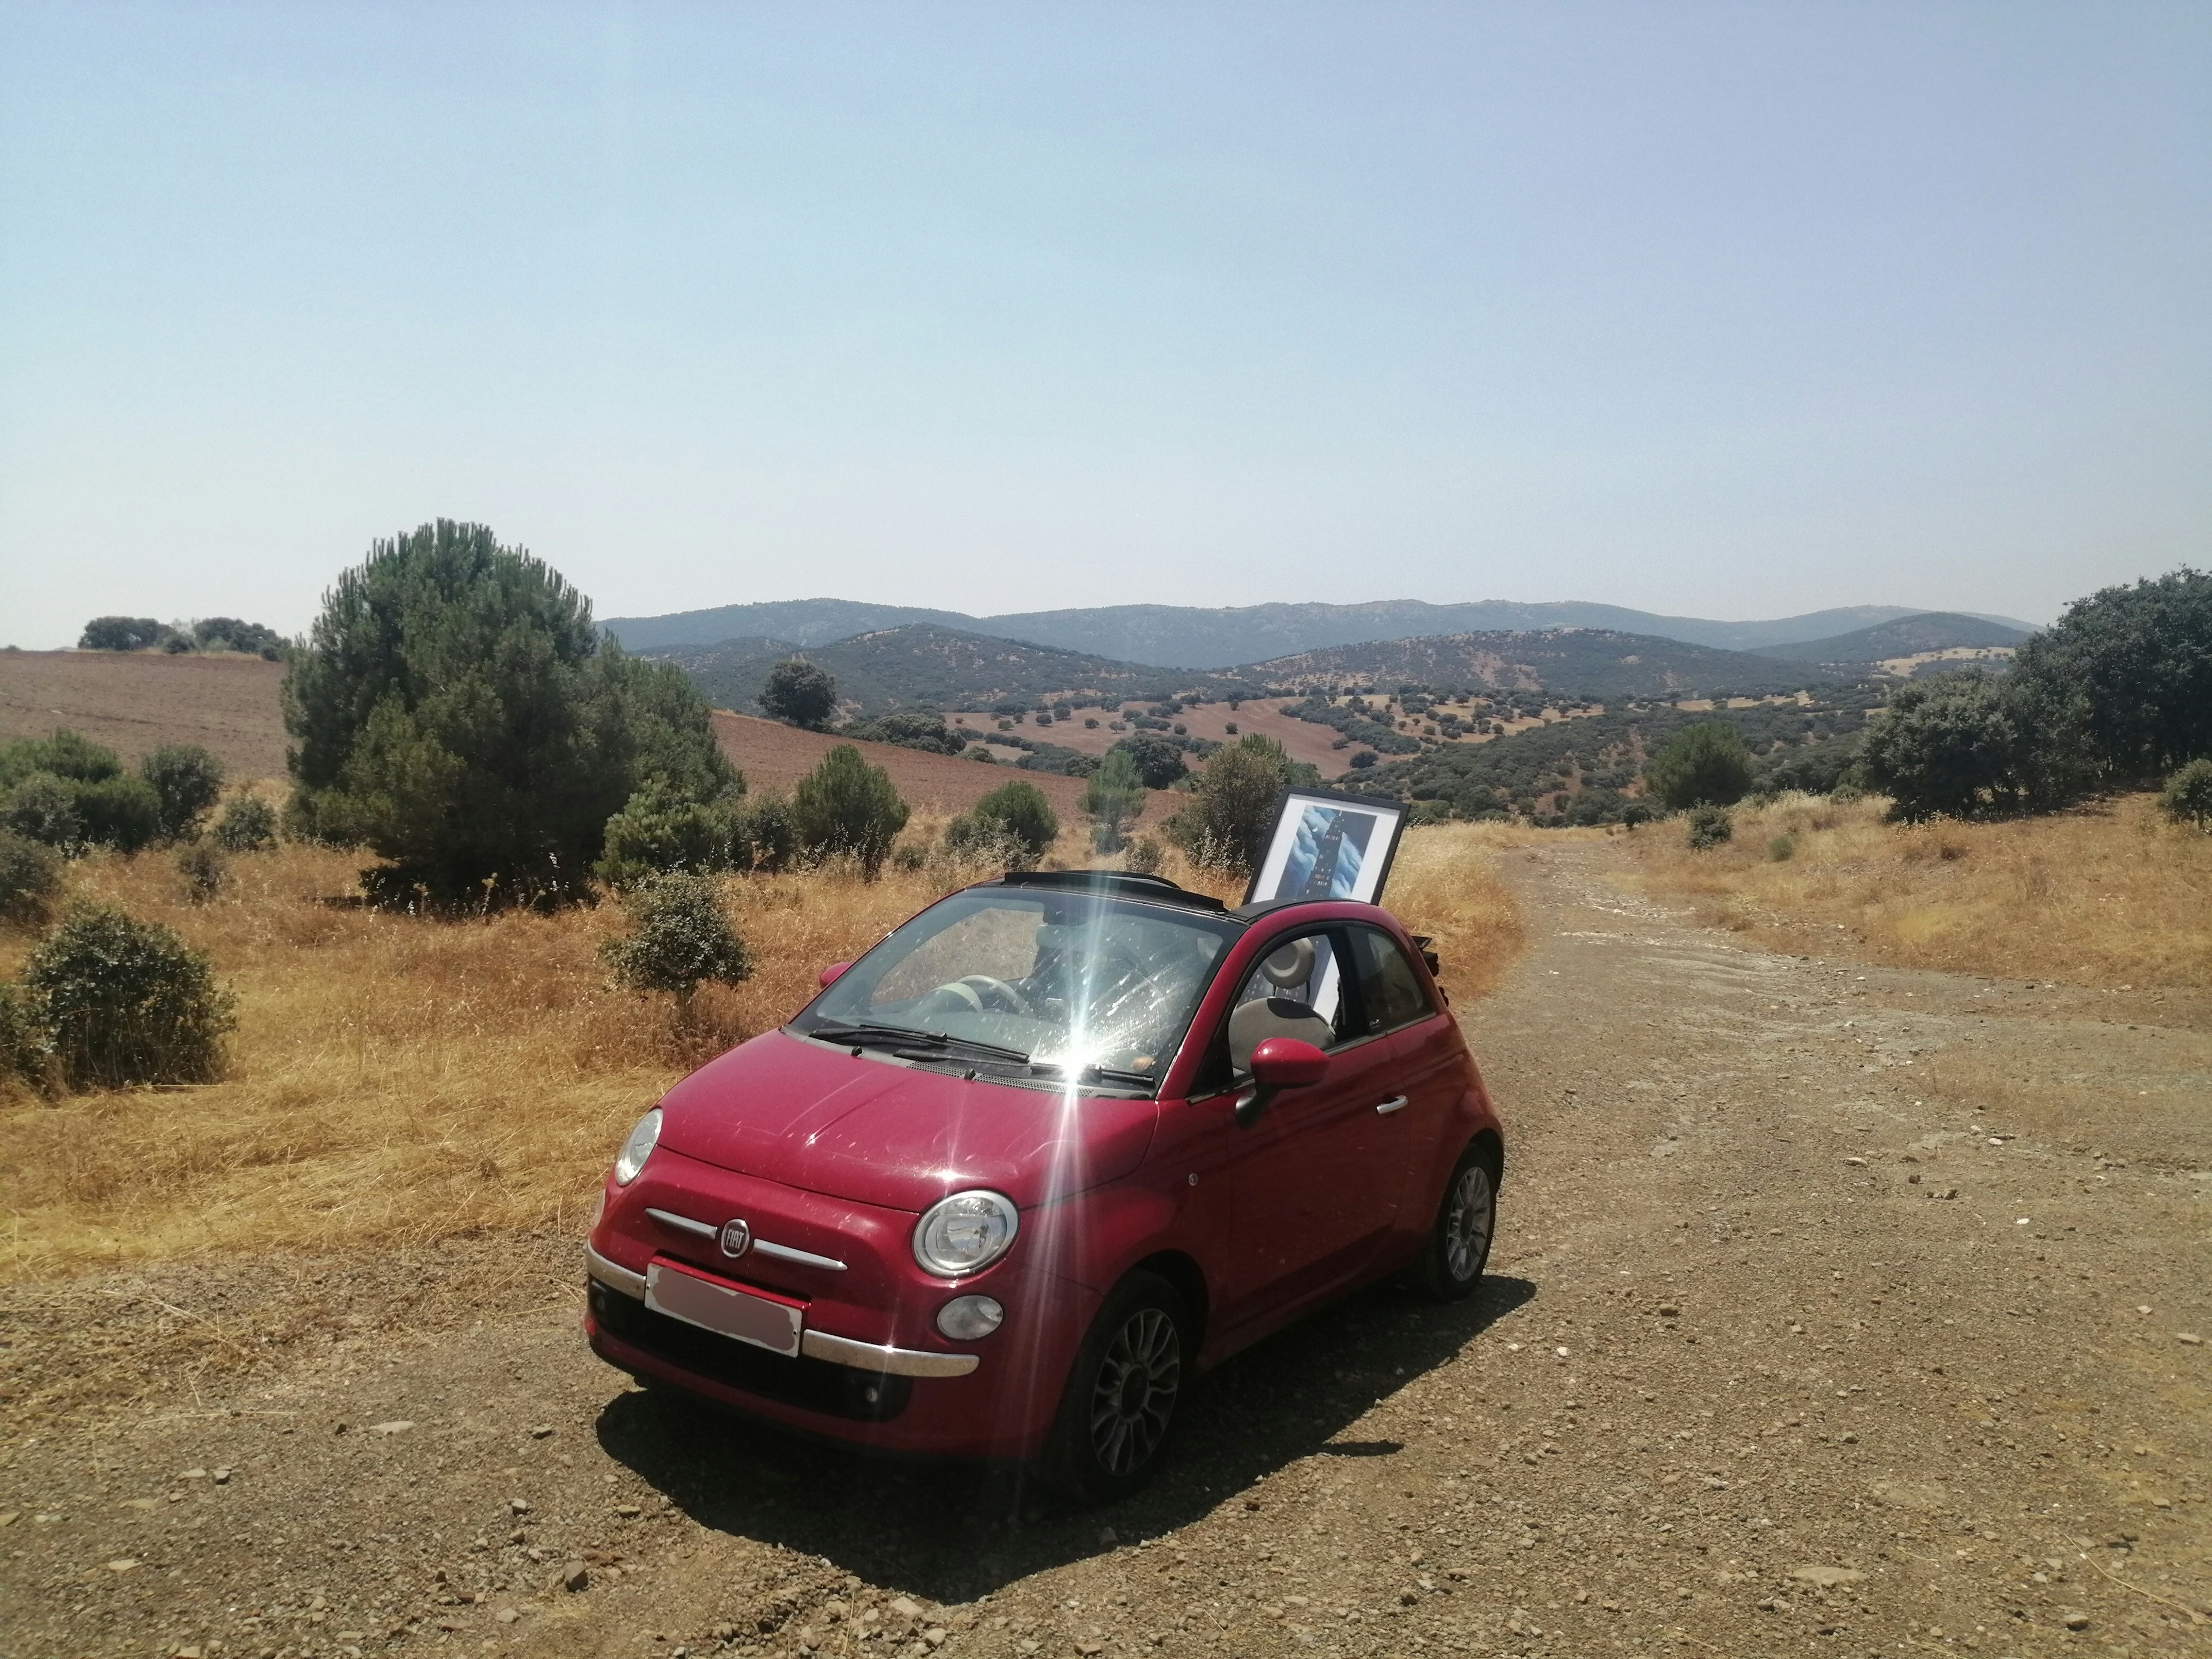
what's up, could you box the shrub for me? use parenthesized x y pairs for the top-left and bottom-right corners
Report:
(2, 772), (82, 846)
(1685, 805), (1733, 851)
(141, 744), (226, 840)
(0, 980), (55, 1092)
(596, 780), (745, 888)
(971, 781), (1059, 861)
(2010, 566), (2212, 786)
(600, 875), (752, 1003)
(1123, 836), (1164, 876)
(791, 745), (910, 877)
(942, 814), (1031, 872)
(73, 775), (164, 853)
(1348, 751), (1376, 770)
(1109, 732), (1187, 790)
(891, 842), (929, 872)
(210, 795), (279, 851)
(1080, 749), (1147, 853)
(1224, 722), (1238, 735)
(23, 903), (236, 1088)
(1645, 724), (1754, 810)
(1170, 734), (1311, 877)
(1084, 718), (1100, 730)
(176, 842), (229, 902)
(191, 616), (285, 656)
(759, 659), (838, 729)
(1859, 670), (2032, 822)
(842, 711), (963, 754)
(0, 832), (63, 925)
(282, 520), (734, 907)
(1767, 833), (1797, 862)
(0, 729), (123, 786)
(2160, 757), (2212, 832)
(735, 794), (798, 873)
(78, 616), (171, 652)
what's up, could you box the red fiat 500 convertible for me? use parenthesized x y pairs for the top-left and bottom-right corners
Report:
(585, 869), (1503, 1497)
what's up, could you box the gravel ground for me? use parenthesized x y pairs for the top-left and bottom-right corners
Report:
(3, 838), (2207, 1658)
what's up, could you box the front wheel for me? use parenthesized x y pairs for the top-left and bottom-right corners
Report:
(1415, 1147), (1497, 1300)
(1041, 1271), (1191, 1502)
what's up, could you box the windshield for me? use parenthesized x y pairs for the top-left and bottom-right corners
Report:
(794, 887), (1241, 1088)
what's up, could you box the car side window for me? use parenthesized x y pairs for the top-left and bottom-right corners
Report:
(1190, 929), (1355, 1090)
(1349, 926), (1434, 1034)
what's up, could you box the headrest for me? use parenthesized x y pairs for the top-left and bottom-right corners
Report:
(1259, 936), (1315, 988)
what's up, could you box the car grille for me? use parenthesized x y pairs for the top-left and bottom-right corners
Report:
(589, 1279), (912, 1422)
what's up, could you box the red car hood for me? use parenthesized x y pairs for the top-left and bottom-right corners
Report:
(654, 1029), (1161, 1213)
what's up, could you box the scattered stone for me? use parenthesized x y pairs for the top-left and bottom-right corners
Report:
(496, 1608), (520, 1624)
(556, 1562), (590, 1593)
(531, 1425), (555, 1438)
(122, 1497), (157, 1511)
(370, 1420), (414, 1435)
(1657, 1304), (1680, 1318)
(180, 1468), (207, 1480)
(889, 1596), (924, 1620)
(211, 1469), (230, 1484)
(2179, 1333), (2202, 1346)
(2064, 1611), (2090, 1630)
(509, 1498), (531, 1514)
(106, 1559), (139, 1572)
(616, 1503), (642, 1518)
(1789, 1566), (1866, 1588)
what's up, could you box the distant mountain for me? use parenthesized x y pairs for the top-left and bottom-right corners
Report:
(1242, 630), (1834, 702)
(1750, 612), (2030, 665)
(656, 625), (1255, 718)
(604, 596), (2036, 670)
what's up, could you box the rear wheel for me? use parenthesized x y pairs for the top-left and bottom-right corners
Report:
(1415, 1147), (1497, 1300)
(1043, 1271), (1190, 1501)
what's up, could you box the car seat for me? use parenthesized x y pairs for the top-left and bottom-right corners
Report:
(1227, 937), (1335, 1071)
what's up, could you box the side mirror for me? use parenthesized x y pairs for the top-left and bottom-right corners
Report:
(1250, 1037), (1329, 1089)
(1236, 1037), (1329, 1127)
(818, 961), (850, 988)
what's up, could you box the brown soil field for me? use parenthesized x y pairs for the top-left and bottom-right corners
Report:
(4, 836), (2206, 1656)
(0, 650), (289, 778)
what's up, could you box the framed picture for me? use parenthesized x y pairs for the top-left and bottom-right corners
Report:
(1243, 786), (1408, 908)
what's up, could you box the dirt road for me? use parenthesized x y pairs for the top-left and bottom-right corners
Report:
(5, 839), (2208, 1657)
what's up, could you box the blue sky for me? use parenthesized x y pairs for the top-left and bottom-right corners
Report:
(3, 2), (2206, 647)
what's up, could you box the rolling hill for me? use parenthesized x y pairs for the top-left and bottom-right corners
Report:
(604, 596), (2037, 671)
(1750, 612), (2030, 665)
(1238, 630), (1836, 702)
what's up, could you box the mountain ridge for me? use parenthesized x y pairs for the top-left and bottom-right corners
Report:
(603, 596), (2036, 669)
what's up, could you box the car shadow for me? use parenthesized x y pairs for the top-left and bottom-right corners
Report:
(592, 1272), (1535, 1604)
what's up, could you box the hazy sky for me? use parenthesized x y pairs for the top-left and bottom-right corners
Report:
(3, 3), (2206, 647)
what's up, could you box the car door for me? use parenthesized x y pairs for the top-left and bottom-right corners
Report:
(1344, 924), (1460, 1215)
(1210, 925), (1412, 1330)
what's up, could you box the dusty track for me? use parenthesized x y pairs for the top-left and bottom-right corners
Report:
(3, 839), (2207, 1657)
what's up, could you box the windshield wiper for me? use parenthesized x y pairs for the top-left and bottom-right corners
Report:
(1028, 1060), (1158, 1088)
(806, 1021), (948, 1051)
(894, 1035), (1033, 1066)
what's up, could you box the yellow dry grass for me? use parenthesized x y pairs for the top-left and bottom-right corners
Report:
(1624, 791), (2212, 992)
(0, 813), (1523, 1283)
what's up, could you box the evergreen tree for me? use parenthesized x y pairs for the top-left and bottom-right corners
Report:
(282, 520), (734, 907)
(759, 660), (838, 728)
(1080, 749), (1147, 851)
(1644, 724), (1754, 810)
(790, 745), (909, 877)
(1169, 734), (1314, 876)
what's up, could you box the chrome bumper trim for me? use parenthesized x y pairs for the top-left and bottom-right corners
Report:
(800, 1329), (979, 1378)
(585, 1243), (647, 1300)
(645, 1207), (717, 1240)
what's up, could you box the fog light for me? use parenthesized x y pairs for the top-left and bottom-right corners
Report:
(935, 1295), (1005, 1340)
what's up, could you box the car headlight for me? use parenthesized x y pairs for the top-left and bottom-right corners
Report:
(613, 1108), (661, 1187)
(912, 1190), (1019, 1278)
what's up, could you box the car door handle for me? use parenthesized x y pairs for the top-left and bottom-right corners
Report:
(1374, 1095), (1410, 1115)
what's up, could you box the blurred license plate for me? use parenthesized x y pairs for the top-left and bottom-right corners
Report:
(645, 1261), (803, 1357)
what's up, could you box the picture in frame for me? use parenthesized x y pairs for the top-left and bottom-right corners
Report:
(1242, 786), (1408, 909)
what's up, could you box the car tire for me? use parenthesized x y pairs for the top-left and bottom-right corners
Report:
(1041, 1271), (1192, 1502)
(1414, 1145), (1497, 1301)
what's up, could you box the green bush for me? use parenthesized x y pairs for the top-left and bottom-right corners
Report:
(2, 773), (82, 846)
(141, 745), (226, 840)
(1685, 805), (1733, 851)
(1646, 724), (1754, 810)
(969, 781), (1059, 861)
(600, 875), (752, 1003)
(22, 903), (236, 1088)
(0, 981), (55, 1093)
(1767, 833), (1796, 862)
(734, 793), (798, 873)
(791, 746), (910, 877)
(1108, 733), (1187, 790)
(282, 520), (735, 908)
(759, 659), (838, 729)
(1080, 749), (1147, 853)
(176, 842), (228, 902)
(2160, 757), (2212, 832)
(210, 795), (279, 852)
(596, 780), (747, 888)
(1123, 837), (1164, 876)
(78, 616), (171, 652)
(942, 813), (1031, 871)
(0, 729), (123, 786)
(1169, 734), (1316, 877)
(73, 775), (164, 853)
(0, 832), (63, 925)
(1859, 671), (2031, 821)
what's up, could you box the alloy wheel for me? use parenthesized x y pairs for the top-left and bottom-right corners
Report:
(1088, 1306), (1181, 1476)
(1444, 1163), (1495, 1283)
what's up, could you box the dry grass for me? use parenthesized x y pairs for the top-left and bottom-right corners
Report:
(1624, 791), (2212, 992)
(0, 815), (1524, 1285)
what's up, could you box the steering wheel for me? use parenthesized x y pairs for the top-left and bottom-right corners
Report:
(935, 975), (1033, 1016)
